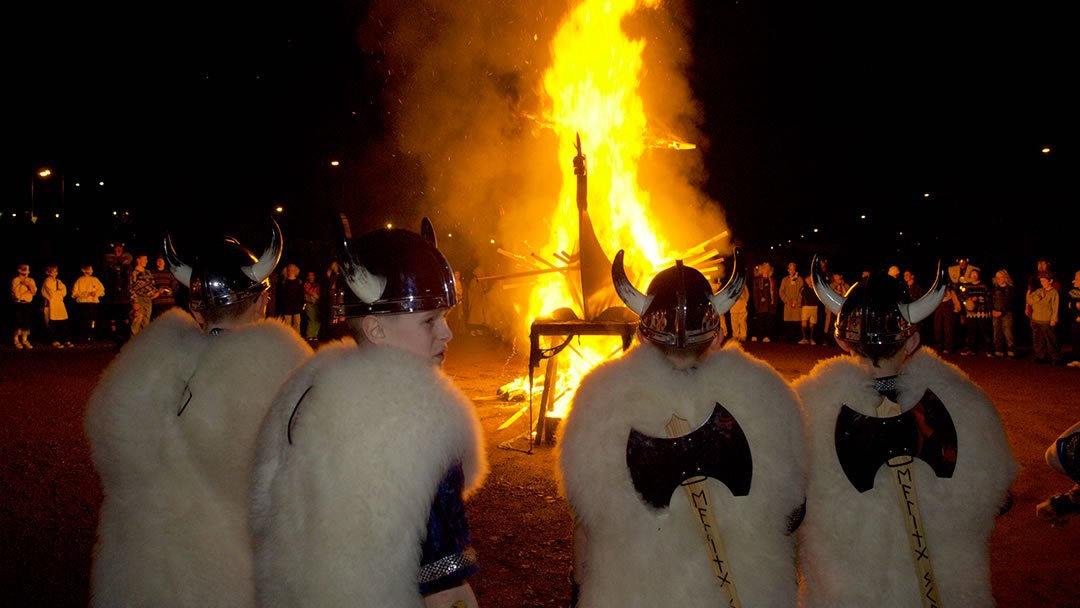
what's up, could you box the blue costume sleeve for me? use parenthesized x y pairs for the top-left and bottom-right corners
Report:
(418, 463), (478, 595)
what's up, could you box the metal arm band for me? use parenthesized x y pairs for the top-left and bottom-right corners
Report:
(417, 547), (477, 585)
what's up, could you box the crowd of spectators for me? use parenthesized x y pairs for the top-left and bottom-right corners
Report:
(8, 242), (346, 348)
(721, 255), (1080, 367)
(9, 243), (1080, 365)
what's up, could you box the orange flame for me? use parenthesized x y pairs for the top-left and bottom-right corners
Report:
(523, 0), (668, 418)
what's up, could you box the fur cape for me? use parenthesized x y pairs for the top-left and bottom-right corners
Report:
(84, 309), (312, 607)
(793, 348), (1017, 608)
(558, 341), (807, 607)
(250, 341), (486, 608)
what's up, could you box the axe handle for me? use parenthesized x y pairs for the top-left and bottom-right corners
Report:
(666, 415), (742, 608)
(878, 399), (942, 608)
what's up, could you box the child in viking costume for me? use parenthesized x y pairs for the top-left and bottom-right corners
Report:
(250, 218), (486, 608)
(558, 249), (807, 607)
(795, 258), (1016, 608)
(85, 220), (312, 607)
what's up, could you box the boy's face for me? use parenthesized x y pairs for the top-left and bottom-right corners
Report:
(82, 266), (93, 276)
(787, 263), (797, 276)
(155, 257), (165, 271)
(375, 309), (453, 366)
(1040, 277), (1053, 290)
(136, 255), (148, 268)
(18, 265), (29, 276)
(46, 268), (57, 277)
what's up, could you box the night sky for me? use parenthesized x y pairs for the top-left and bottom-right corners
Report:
(8, 1), (1075, 278)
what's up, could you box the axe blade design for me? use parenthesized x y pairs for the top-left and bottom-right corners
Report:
(626, 402), (753, 509)
(835, 389), (958, 493)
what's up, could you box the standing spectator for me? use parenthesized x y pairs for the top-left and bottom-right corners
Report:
(933, 283), (962, 354)
(150, 255), (178, 319)
(129, 254), (159, 337)
(779, 262), (802, 342)
(102, 242), (132, 338)
(42, 265), (73, 348)
(1067, 271), (1080, 368)
(264, 269), (279, 319)
(751, 262), (778, 342)
(1026, 257), (1063, 347)
(799, 275), (819, 344)
(11, 264), (37, 349)
(1027, 273), (1060, 364)
(991, 270), (1017, 358)
(320, 260), (342, 338)
(302, 270), (321, 340)
(1023, 257), (1058, 317)
(904, 269), (927, 336)
(903, 270), (923, 300)
(948, 257), (980, 286)
(72, 264), (105, 344)
(825, 271), (850, 338)
(959, 269), (992, 356)
(276, 263), (304, 333)
(729, 280), (749, 341)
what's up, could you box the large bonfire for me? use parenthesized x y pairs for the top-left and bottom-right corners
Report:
(502, 0), (728, 421)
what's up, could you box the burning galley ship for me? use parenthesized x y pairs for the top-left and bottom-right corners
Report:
(482, 0), (731, 447)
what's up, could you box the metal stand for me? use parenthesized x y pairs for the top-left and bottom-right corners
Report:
(528, 319), (636, 446)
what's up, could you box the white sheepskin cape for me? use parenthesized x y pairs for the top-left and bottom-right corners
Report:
(558, 341), (807, 608)
(250, 341), (486, 608)
(85, 309), (312, 607)
(794, 349), (1016, 608)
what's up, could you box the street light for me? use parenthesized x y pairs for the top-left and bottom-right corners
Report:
(31, 168), (66, 224)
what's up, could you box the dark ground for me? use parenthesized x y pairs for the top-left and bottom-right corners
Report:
(1, 334), (1078, 607)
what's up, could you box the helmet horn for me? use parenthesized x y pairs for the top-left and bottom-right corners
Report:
(611, 250), (653, 316)
(898, 260), (946, 325)
(163, 233), (193, 288)
(708, 248), (746, 316)
(420, 217), (437, 247)
(241, 218), (283, 284)
(812, 254), (845, 315)
(341, 246), (387, 304)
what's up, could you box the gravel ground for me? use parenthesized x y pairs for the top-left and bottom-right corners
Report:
(2, 334), (1078, 607)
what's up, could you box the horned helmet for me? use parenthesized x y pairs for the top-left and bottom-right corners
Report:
(335, 216), (457, 319)
(164, 219), (281, 311)
(812, 254), (945, 348)
(612, 248), (746, 348)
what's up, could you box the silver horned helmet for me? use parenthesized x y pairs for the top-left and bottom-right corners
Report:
(612, 248), (746, 348)
(335, 216), (457, 318)
(811, 254), (945, 346)
(164, 219), (282, 311)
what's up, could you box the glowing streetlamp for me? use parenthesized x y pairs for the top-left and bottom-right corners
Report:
(31, 168), (62, 224)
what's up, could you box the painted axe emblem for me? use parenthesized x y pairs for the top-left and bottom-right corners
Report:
(626, 402), (753, 509)
(835, 389), (958, 493)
